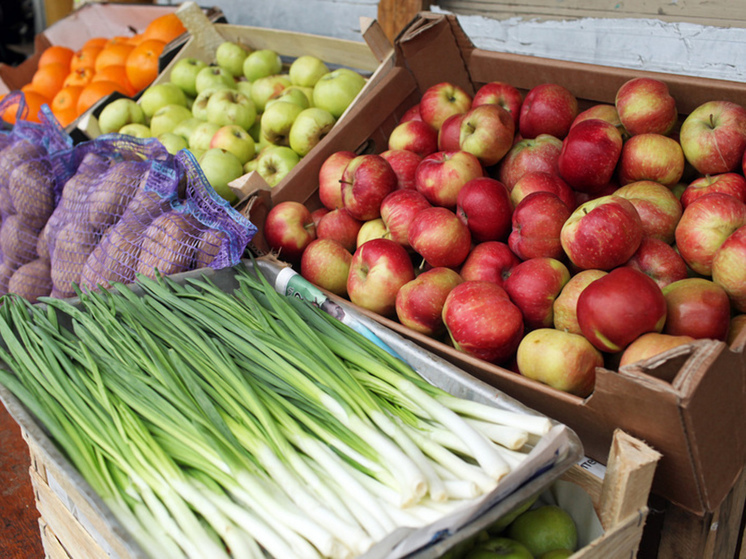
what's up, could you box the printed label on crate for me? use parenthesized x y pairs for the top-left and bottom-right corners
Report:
(47, 470), (120, 557)
(576, 456), (606, 481)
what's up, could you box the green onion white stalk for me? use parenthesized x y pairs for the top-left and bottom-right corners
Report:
(0, 263), (554, 558)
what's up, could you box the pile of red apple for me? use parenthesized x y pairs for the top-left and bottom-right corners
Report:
(262, 76), (746, 397)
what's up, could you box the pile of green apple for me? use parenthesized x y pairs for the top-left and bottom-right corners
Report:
(96, 40), (367, 203)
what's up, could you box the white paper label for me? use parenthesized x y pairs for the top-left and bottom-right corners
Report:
(576, 456), (606, 480)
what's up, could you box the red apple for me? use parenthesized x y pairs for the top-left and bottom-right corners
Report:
(400, 103), (422, 122)
(510, 171), (576, 210)
(557, 118), (623, 194)
(263, 201), (316, 262)
(415, 150), (484, 208)
(613, 180), (683, 244)
(614, 77), (678, 136)
(624, 237), (688, 289)
(459, 241), (520, 287)
(519, 83), (578, 140)
(456, 177), (513, 242)
(315, 208), (363, 253)
(553, 269), (608, 335)
(503, 257), (571, 330)
(318, 150), (355, 210)
(679, 100), (746, 175)
(662, 277), (732, 340)
(712, 224), (746, 312)
(577, 266), (667, 353)
(379, 189), (431, 247)
(340, 154), (397, 221)
(379, 149), (423, 191)
(617, 133), (685, 187)
(571, 103), (625, 135)
(310, 207), (329, 228)
(395, 267), (463, 336)
(472, 81), (523, 128)
(438, 113), (465, 152)
(497, 134), (563, 191)
(509, 191), (572, 261)
(674, 192), (746, 276)
(516, 328), (602, 397)
(573, 180), (619, 207)
(346, 238), (415, 317)
(442, 280), (525, 364)
(618, 332), (696, 368)
(681, 173), (746, 209)
(387, 119), (439, 158)
(560, 195), (643, 270)
(300, 238), (352, 297)
(458, 104), (515, 167)
(408, 206), (472, 268)
(419, 82), (473, 131)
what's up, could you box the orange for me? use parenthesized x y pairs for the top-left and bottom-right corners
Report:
(83, 37), (108, 50)
(30, 62), (69, 100)
(95, 43), (135, 72)
(77, 80), (128, 115)
(70, 46), (102, 72)
(128, 33), (147, 46)
(38, 45), (74, 69)
(106, 35), (135, 47)
(63, 67), (95, 88)
(125, 39), (166, 92)
(3, 91), (50, 124)
(92, 65), (136, 96)
(143, 13), (186, 44)
(53, 107), (78, 128)
(52, 85), (83, 114)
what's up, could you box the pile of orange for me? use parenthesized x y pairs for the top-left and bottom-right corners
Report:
(2, 13), (186, 127)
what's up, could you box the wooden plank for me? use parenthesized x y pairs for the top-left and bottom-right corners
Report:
(38, 518), (73, 559)
(435, 0), (746, 28)
(377, 0), (430, 42)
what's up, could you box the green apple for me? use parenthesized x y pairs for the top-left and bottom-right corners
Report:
(195, 66), (237, 95)
(487, 495), (539, 535)
(191, 87), (228, 121)
(149, 104), (193, 137)
(242, 49), (282, 81)
(465, 537), (533, 559)
(508, 505), (578, 557)
(173, 117), (205, 141)
(210, 124), (256, 165)
(538, 550), (575, 559)
(289, 55), (329, 87)
(288, 107), (336, 156)
(255, 145), (300, 187)
(312, 68), (366, 118)
(215, 41), (251, 78)
(188, 121), (221, 152)
(236, 79), (253, 98)
(243, 158), (258, 174)
(169, 57), (209, 97)
(157, 132), (188, 155)
(247, 114), (262, 142)
(206, 89), (257, 130)
(266, 86), (310, 110)
(187, 148), (206, 160)
(98, 98), (145, 135)
(119, 123), (152, 138)
(139, 83), (188, 120)
(198, 148), (243, 203)
(260, 100), (303, 146)
(250, 74), (291, 112)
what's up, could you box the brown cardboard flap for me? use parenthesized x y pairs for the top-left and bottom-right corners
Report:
(176, 1), (224, 55)
(360, 17), (394, 64)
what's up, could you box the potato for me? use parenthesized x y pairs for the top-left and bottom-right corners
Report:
(0, 139), (45, 188)
(135, 210), (199, 279)
(50, 221), (99, 295)
(8, 258), (52, 302)
(36, 221), (50, 260)
(81, 220), (143, 291)
(56, 152), (113, 219)
(0, 261), (16, 295)
(120, 187), (172, 228)
(194, 228), (228, 269)
(9, 158), (55, 230)
(0, 214), (39, 267)
(87, 160), (149, 231)
(0, 186), (13, 215)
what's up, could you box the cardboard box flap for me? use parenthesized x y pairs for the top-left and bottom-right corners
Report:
(360, 17), (395, 64)
(176, 1), (224, 54)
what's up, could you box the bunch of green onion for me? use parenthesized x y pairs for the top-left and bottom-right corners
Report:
(0, 265), (552, 559)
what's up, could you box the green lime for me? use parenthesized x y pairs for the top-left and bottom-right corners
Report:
(464, 536), (534, 559)
(507, 505), (578, 557)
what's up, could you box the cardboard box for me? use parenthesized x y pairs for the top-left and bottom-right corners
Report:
(255, 12), (746, 516)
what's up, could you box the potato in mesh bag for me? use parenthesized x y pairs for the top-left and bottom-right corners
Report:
(50, 221), (100, 296)
(81, 219), (144, 291)
(0, 186), (13, 216)
(87, 160), (150, 231)
(0, 139), (46, 188)
(135, 210), (200, 279)
(8, 258), (52, 302)
(55, 152), (114, 219)
(194, 228), (229, 269)
(9, 158), (55, 230)
(0, 261), (16, 296)
(0, 214), (40, 267)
